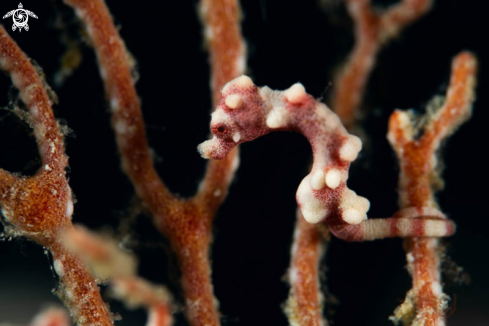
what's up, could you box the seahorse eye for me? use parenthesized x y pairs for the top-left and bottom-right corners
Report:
(217, 126), (226, 133)
(212, 124), (228, 136)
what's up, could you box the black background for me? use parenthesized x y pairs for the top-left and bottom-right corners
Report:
(0, 0), (488, 325)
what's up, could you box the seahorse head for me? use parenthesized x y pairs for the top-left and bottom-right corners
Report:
(198, 75), (270, 159)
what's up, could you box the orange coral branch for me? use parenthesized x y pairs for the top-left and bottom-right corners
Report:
(387, 52), (477, 326)
(0, 26), (112, 326)
(51, 247), (113, 326)
(195, 0), (245, 215)
(200, 0), (246, 107)
(61, 0), (245, 325)
(63, 0), (176, 213)
(381, 0), (433, 40)
(332, 0), (433, 129)
(111, 277), (172, 326)
(285, 210), (329, 326)
(1, 307), (70, 326)
(63, 227), (172, 326)
(30, 307), (70, 326)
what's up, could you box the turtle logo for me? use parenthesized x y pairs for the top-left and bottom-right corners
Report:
(2, 3), (38, 32)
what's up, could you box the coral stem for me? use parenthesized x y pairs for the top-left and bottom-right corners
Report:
(157, 201), (218, 326)
(332, 0), (433, 129)
(285, 210), (329, 326)
(195, 0), (245, 215)
(62, 0), (245, 325)
(62, 227), (172, 326)
(0, 26), (112, 326)
(51, 244), (114, 326)
(30, 307), (71, 326)
(388, 52), (477, 326)
(63, 0), (175, 210)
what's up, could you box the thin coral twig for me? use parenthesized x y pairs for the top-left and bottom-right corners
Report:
(112, 277), (172, 326)
(62, 226), (172, 326)
(0, 307), (71, 326)
(61, 0), (245, 325)
(200, 0), (246, 108)
(388, 52), (477, 326)
(195, 0), (245, 216)
(332, 0), (433, 129)
(0, 26), (112, 326)
(0, 307), (70, 326)
(30, 307), (71, 326)
(63, 0), (176, 212)
(285, 209), (329, 326)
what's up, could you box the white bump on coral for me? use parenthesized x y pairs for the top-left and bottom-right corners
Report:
(297, 175), (328, 223)
(289, 266), (299, 284)
(310, 170), (326, 190)
(10, 71), (23, 89)
(54, 258), (65, 277)
(397, 110), (412, 128)
(66, 199), (74, 218)
(431, 281), (442, 296)
(232, 132), (241, 143)
(110, 97), (120, 112)
(266, 106), (289, 129)
(407, 252), (415, 263)
(290, 226), (301, 257)
(0, 57), (10, 70)
(339, 135), (362, 162)
(387, 110), (414, 146)
(1, 208), (9, 221)
(45, 164), (52, 172)
(23, 84), (39, 102)
(100, 67), (107, 80)
(325, 169), (342, 189)
(225, 93), (243, 109)
(204, 26), (213, 41)
(231, 153), (240, 172)
(31, 105), (39, 118)
(284, 83), (306, 104)
(114, 120), (128, 134)
(235, 51), (246, 75)
(65, 289), (74, 301)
